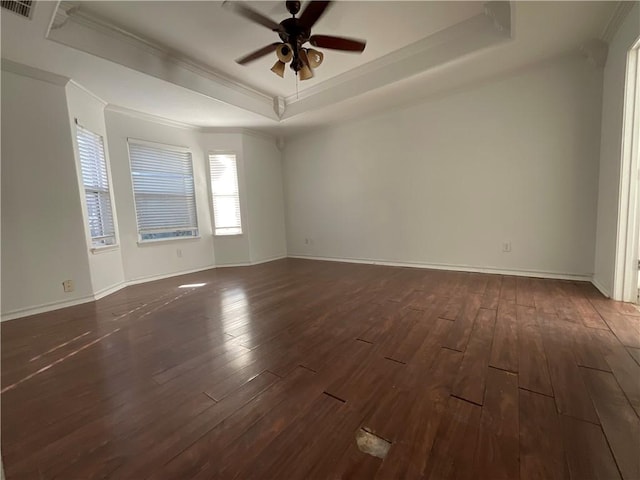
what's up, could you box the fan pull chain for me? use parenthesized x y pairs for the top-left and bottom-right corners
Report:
(296, 73), (299, 100)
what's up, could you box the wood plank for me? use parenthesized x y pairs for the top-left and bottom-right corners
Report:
(604, 345), (640, 417)
(570, 324), (613, 372)
(517, 306), (553, 396)
(627, 346), (640, 366)
(599, 311), (640, 348)
(422, 395), (482, 480)
(519, 388), (569, 480)
(560, 415), (621, 480)
(516, 276), (536, 307)
(539, 314), (599, 424)
(2, 259), (636, 480)
(451, 308), (497, 405)
(480, 274), (502, 310)
(581, 368), (640, 480)
(490, 301), (518, 372)
(500, 276), (517, 304)
(374, 348), (463, 479)
(442, 294), (483, 352)
(474, 368), (519, 479)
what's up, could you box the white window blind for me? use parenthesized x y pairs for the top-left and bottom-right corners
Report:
(209, 154), (242, 236)
(128, 141), (198, 242)
(76, 125), (116, 247)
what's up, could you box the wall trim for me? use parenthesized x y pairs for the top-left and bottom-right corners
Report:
(2, 265), (214, 322)
(201, 127), (278, 143)
(216, 254), (287, 268)
(68, 80), (108, 106)
(105, 104), (201, 131)
(1, 59), (70, 86)
(601, 1), (634, 43)
(591, 277), (612, 298)
(125, 265), (215, 286)
(2, 253), (593, 322)
(54, 2), (272, 104)
(1, 294), (97, 322)
(93, 282), (127, 300)
(288, 254), (593, 281)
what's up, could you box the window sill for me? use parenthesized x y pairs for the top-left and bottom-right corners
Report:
(214, 233), (244, 238)
(137, 236), (202, 246)
(91, 244), (120, 254)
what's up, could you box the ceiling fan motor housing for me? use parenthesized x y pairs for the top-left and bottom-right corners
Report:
(285, 1), (301, 15)
(278, 18), (311, 47)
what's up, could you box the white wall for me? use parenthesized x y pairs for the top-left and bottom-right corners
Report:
(200, 132), (287, 266)
(243, 134), (287, 263)
(1, 71), (94, 317)
(65, 83), (126, 297)
(200, 132), (251, 266)
(105, 111), (215, 282)
(593, 5), (640, 297)
(1, 67), (288, 320)
(283, 55), (603, 278)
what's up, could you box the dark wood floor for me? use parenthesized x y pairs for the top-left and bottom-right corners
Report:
(2, 259), (640, 479)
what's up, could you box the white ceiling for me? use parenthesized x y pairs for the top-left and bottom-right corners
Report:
(0, 1), (623, 135)
(72, 1), (485, 98)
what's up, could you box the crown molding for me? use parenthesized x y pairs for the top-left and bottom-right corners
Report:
(46, 1), (514, 123)
(68, 79), (108, 106)
(201, 126), (278, 143)
(281, 10), (511, 120)
(56, 2), (271, 103)
(601, 1), (635, 43)
(48, 2), (279, 121)
(106, 104), (278, 141)
(484, 1), (511, 33)
(1, 58), (70, 86)
(105, 104), (201, 131)
(283, 5), (512, 107)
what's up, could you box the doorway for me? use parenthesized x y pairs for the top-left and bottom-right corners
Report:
(617, 37), (640, 303)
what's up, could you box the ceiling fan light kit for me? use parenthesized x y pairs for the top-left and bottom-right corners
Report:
(224, 0), (366, 81)
(270, 60), (286, 77)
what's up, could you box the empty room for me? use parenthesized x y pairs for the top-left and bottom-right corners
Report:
(2, 0), (640, 478)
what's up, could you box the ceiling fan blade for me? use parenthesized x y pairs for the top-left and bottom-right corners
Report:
(236, 43), (281, 65)
(298, 1), (332, 29)
(309, 34), (366, 52)
(223, 1), (281, 31)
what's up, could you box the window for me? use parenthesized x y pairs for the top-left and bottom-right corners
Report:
(209, 154), (242, 236)
(128, 140), (198, 242)
(76, 124), (116, 248)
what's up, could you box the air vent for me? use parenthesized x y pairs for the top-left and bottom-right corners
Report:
(1, 0), (33, 18)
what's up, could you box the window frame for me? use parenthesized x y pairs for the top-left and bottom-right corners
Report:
(74, 121), (118, 251)
(208, 152), (243, 237)
(127, 138), (200, 244)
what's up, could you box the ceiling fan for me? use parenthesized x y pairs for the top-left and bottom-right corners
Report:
(223, 0), (367, 80)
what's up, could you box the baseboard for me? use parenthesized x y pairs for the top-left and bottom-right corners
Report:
(1, 294), (97, 322)
(1, 259), (289, 322)
(216, 254), (287, 268)
(93, 282), (127, 300)
(2, 266), (215, 322)
(288, 254), (593, 281)
(3, 253), (589, 322)
(590, 277), (612, 298)
(125, 265), (215, 286)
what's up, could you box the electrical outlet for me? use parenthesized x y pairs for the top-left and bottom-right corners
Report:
(176, 248), (183, 258)
(62, 280), (74, 293)
(502, 241), (512, 253)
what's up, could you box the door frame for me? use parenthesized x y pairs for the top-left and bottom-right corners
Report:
(615, 36), (640, 302)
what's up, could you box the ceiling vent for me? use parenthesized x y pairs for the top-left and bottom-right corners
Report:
(1, 0), (33, 19)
